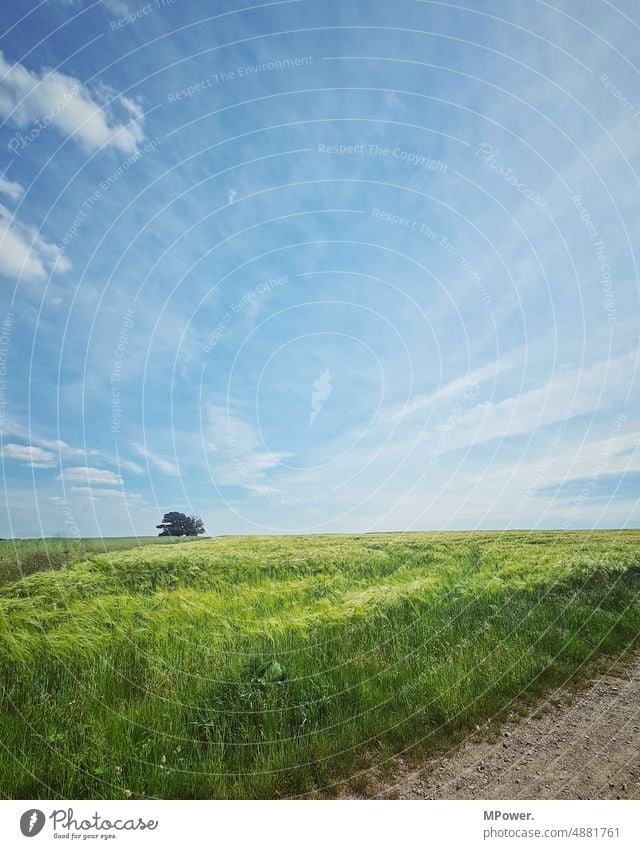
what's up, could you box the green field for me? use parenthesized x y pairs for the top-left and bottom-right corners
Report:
(0, 535), (194, 586)
(1, 531), (639, 799)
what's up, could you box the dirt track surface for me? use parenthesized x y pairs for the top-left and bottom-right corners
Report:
(361, 653), (640, 799)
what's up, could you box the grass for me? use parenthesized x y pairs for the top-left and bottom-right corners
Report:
(0, 535), (194, 586)
(0, 530), (639, 799)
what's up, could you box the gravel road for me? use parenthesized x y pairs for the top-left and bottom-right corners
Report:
(355, 653), (640, 799)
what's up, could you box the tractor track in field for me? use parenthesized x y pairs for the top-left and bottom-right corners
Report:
(347, 651), (640, 800)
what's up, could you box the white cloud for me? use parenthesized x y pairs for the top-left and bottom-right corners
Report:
(0, 51), (145, 154)
(131, 442), (180, 476)
(2, 443), (57, 467)
(103, 0), (130, 13)
(69, 486), (143, 499)
(58, 466), (123, 485)
(485, 429), (640, 492)
(247, 351), (637, 526)
(1, 421), (146, 475)
(33, 437), (95, 458)
(119, 94), (144, 121)
(205, 404), (291, 488)
(438, 352), (635, 455)
(381, 356), (518, 426)
(118, 458), (145, 474)
(1, 422), (94, 458)
(0, 175), (24, 201)
(0, 203), (70, 281)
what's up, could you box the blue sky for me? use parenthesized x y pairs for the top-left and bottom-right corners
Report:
(0, 0), (639, 537)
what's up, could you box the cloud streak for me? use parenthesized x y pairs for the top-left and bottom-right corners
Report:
(131, 442), (180, 476)
(205, 404), (291, 489)
(2, 443), (57, 468)
(58, 466), (123, 485)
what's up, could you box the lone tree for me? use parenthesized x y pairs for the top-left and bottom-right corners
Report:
(156, 512), (206, 537)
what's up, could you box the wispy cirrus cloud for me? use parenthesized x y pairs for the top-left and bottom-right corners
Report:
(435, 353), (635, 456)
(2, 2), (639, 537)
(205, 404), (291, 489)
(102, 0), (130, 14)
(485, 429), (640, 491)
(60, 0), (130, 11)
(535, 471), (640, 500)
(1, 421), (97, 459)
(69, 485), (144, 500)
(131, 442), (180, 476)
(253, 351), (636, 519)
(380, 355), (519, 426)
(58, 466), (123, 485)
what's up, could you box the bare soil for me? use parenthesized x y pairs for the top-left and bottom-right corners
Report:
(349, 652), (640, 799)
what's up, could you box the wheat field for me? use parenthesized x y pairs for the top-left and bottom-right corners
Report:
(1, 531), (639, 798)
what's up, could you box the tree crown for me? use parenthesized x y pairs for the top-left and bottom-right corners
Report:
(156, 512), (205, 537)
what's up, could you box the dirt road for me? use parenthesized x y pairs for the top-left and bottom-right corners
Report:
(360, 653), (640, 799)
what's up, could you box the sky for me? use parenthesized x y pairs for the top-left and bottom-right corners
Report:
(0, 0), (638, 537)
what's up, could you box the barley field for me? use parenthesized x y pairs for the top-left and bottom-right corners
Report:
(0, 531), (639, 799)
(0, 535), (194, 586)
